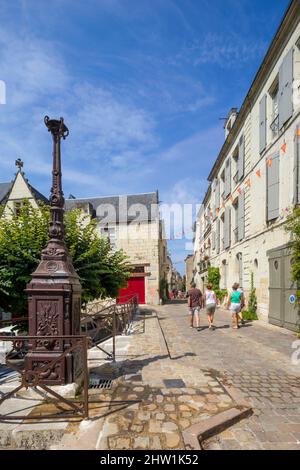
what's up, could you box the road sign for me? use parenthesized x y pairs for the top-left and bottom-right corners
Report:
(289, 294), (296, 304)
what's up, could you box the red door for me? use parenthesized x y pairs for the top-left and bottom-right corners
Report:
(118, 277), (145, 304)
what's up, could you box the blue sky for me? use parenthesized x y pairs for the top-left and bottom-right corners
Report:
(0, 0), (290, 273)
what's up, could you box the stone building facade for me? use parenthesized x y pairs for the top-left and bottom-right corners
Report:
(185, 254), (194, 290)
(193, 0), (300, 330)
(65, 192), (167, 305)
(0, 165), (168, 306)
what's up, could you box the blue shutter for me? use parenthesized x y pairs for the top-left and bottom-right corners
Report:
(259, 95), (267, 153)
(238, 192), (245, 241)
(212, 231), (216, 250)
(225, 159), (231, 197)
(215, 178), (220, 209)
(267, 152), (280, 221)
(224, 207), (231, 249)
(238, 134), (245, 180)
(216, 219), (220, 254)
(279, 48), (293, 129)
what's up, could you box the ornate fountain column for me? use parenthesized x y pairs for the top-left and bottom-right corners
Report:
(25, 116), (82, 385)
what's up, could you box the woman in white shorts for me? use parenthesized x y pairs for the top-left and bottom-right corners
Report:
(204, 283), (217, 330)
(227, 283), (245, 329)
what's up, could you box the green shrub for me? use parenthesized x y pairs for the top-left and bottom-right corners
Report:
(248, 272), (258, 315)
(242, 310), (258, 321)
(0, 202), (131, 315)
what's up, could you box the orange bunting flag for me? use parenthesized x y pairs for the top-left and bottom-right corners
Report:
(296, 129), (300, 137)
(237, 187), (242, 195)
(230, 195), (234, 203)
(256, 169), (261, 178)
(281, 142), (287, 154)
(246, 178), (251, 188)
(267, 157), (273, 167)
(216, 207), (220, 215)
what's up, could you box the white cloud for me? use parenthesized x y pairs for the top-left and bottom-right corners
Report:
(159, 125), (223, 162)
(174, 33), (267, 68)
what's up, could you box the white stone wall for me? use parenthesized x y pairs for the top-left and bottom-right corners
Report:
(96, 219), (161, 305)
(3, 172), (39, 217)
(194, 12), (300, 321)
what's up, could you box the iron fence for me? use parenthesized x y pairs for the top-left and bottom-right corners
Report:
(0, 335), (89, 421)
(0, 294), (139, 422)
(80, 293), (138, 361)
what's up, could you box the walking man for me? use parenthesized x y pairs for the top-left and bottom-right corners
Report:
(187, 282), (203, 331)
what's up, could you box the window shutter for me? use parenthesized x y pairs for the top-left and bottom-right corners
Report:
(267, 152), (280, 221)
(238, 134), (245, 180)
(279, 48), (293, 130)
(237, 192), (245, 241)
(294, 124), (300, 205)
(212, 231), (216, 250)
(224, 207), (231, 249)
(224, 159), (231, 197)
(216, 219), (220, 254)
(259, 95), (267, 153)
(215, 178), (220, 209)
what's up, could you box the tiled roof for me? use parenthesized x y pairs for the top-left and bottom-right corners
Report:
(65, 192), (159, 223)
(28, 185), (49, 204)
(0, 182), (13, 203)
(0, 180), (48, 205)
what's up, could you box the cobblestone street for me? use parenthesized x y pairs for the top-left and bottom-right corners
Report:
(158, 302), (300, 450)
(51, 301), (300, 451)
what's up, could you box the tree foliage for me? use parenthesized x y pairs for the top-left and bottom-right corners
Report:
(206, 266), (227, 301)
(285, 207), (300, 306)
(0, 202), (131, 315)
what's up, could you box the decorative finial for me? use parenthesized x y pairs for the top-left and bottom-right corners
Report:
(15, 158), (23, 171)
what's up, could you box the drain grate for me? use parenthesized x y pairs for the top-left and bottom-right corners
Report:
(163, 379), (186, 388)
(89, 377), (113, 389)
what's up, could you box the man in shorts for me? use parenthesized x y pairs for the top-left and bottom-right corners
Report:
(187, 282), (203, 331)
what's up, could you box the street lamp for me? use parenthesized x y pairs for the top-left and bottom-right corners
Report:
(25, 117), (82, 385)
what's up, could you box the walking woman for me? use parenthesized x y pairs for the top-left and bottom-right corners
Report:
(227, 283), (245, 329)
(204, 283), (217, 330)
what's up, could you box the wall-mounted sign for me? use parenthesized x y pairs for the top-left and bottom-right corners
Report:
(289, 294), (296, 305)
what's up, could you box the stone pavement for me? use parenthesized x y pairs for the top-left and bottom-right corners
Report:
(157, 301), (300, 450)
(1, 301), (299, 450)
(52, 307), (236, 450)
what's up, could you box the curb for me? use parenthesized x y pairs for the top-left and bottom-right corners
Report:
(182, 385), (253, 450)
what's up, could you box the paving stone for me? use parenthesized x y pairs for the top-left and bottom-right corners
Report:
(148, 420), (162, 433)
(109, 437), (131, 449)
(165, 433), (180, 448)
(133, 437), (150, 449)
(162, 421), (178, 433)
(151, 436), (162, 450)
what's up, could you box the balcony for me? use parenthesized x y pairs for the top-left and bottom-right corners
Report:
(270, 114), (279, 134)
(233, 227), (238, 243)
(233, 171), (239, 185)
(203, 224), (211, 239)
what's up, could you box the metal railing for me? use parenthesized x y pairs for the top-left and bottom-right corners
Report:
(233, 171), (239, 185)
(0, 335), (89, 420)
(270, 114), (279, 134)
(233, 227), (238, 243)
(80, 293), (138, 361)
(0, 294), (139, 422)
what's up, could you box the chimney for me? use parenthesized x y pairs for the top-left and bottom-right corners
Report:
(224, 108), (238, 139)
